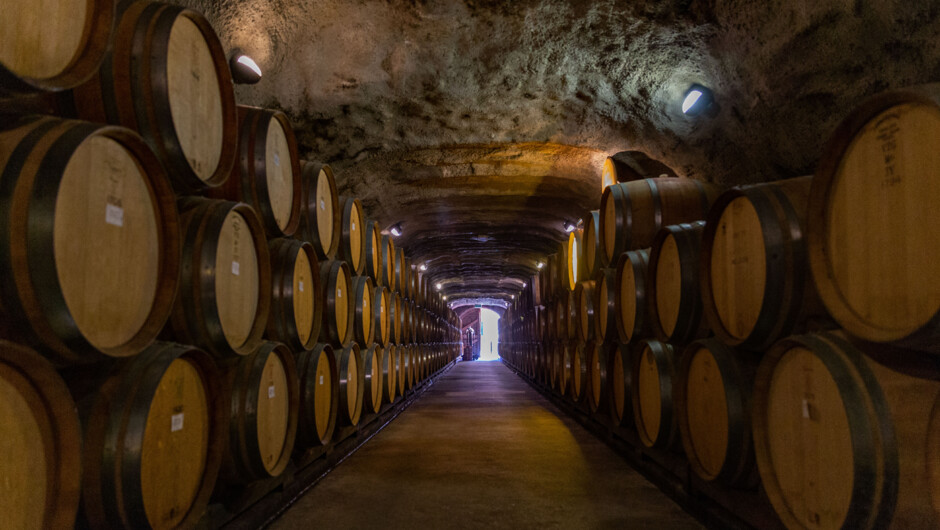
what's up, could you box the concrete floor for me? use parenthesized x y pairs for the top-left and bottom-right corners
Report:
(270, 361), (703, 530)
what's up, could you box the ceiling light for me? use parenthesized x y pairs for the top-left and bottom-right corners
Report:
(435, 282), (442, 290)
(511, 294), (515, 299)
(229, 50), (262, 84)
(389, 223), (403, 237)
(442, 296), (447, 300)
(536, 261), (545, 269)
(419, 263), (427, 271)
(682, 83), (715, 116)
(564, 220), (577, 233)
(522, 282), (527, 288)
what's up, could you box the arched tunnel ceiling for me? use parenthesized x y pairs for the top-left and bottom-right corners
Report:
(175, 0), (940, 305)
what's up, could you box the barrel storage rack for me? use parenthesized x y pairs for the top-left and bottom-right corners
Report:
(502, 88), (940, 530)
(0, 2), (461, 529)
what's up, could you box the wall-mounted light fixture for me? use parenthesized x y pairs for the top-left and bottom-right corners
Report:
(435, 282), (443, 290)
(564, 220), (577, 233)
(419, 263), (427, 271)
(389, 223), (403, 237)
(522, 282), (527, 288)
(229, 49), (262, 84)
(682, 83), (716, 116)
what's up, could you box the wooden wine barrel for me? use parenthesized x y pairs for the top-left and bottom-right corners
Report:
(554, 297), (568, 339)
(383, 344), (397, 403)
(208, 106), (301, 238)
(361, 343), (384, 415)
(362, 220), (383, 285)
(297, 161), (340, 260)
(566, 228), (583, 291)
(337, 197), (366, 276)
(575, 281), (597, 343)
(566, 290), (579, 340)
(407, 258), (418, 300)
(169, 198), (271, 357)
(0, 116), (179, 364)
(266, 238), (321, 351)
(558, 342), (571, 396)
(675, 339), (759, 488)
(408, 345), (418, 389)
(220, 341), (298, 483)
(601, 151), (678, 190)
(335, 343), (364, 426)
(614, 249), (651, 343)
(381, 235), (396, 291)
(607, 342), (633, 428)
(808, 86), (940, 352)
(648, 222), (709, 345)
(593, 268), (618, 344)
(373, 285), (391, 347)
(570, 342), (588, 403)
(701, 176), (826, 350)
(582, 210), (602, 279)
(631, 339), (680, 450)
(350, 276), (375, 346)
(753, 332), (940, 529)
(396, 344), (407, 396)
(295, 344), (337, 448)
(400, 345), (412, 393)
(586, 341), (609, 415)
(389, 291), (403, 345)
(65, 1), (236, 192)
(0, 0), (113, 95)
(79, 342), (223, 529)
(318, 260), (353, 347)
(599, 177), (720, 266)
(0, 340), (82, 529)
(394, 248), (407, 297)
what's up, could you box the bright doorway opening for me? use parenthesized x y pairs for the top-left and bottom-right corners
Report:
(478, 308), (500, 361)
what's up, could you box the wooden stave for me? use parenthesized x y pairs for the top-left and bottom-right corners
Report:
(566, 290), (579, 340)
(0, 116), (180, 364)
(631, 339), (681, 450)
(0, 0), (114, 95)
(700, 176), (825, 350)
(614, 249), (651, 344)
(566, 228), (584, 291)
(334, 343), (364, 427)
(647, 221), (709, 345)
(350, 276), (376, 347)
(397, 344), (407, 395)
(78, 341), (224, 529)
(361, 343), (384, 415)
(675, 338), (759, 488)
(0, 340), (82, 529)
(208, 106), (302, 238)
(266, 239), (322, 351)
(599, 177), (718, 267)
(317, 260), (354, 348)
(219, 341), (299, 483)
(297, 161), (340, 260)
(807, 86), (940, 352)
(752, 332), (940, 530)
(169, 198), (271, 357)
(64, 1), (236, 193)
(607, 342), (634, 428)
(295, 343), (338, 448)
(394, 248), (406, 297)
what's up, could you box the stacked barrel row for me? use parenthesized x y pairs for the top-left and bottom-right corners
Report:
(0, 2), (460, 529)
(502, 87), (940, 530)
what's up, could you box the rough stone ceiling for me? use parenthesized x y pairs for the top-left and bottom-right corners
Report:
(176, 0), (940, 304)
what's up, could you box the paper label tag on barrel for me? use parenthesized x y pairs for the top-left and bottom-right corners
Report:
(171, 412), (184, 432)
